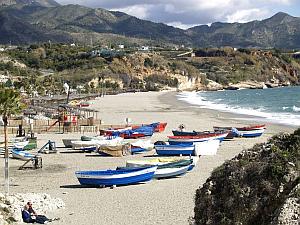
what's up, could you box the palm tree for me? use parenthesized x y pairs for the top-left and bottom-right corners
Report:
(0, 88), (24, 195)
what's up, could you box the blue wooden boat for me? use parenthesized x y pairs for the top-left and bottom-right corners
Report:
(131, 146), (147, 154)
(75, 166), (157, 186)
(214, 124), (266, 138)
(11, 149), (35, 161)
(238, 129), (265, 137)
(154, 143), (195, 156)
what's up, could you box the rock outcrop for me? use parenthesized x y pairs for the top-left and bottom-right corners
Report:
(193, 129), (300, 225)
(0, 192), (64, 224)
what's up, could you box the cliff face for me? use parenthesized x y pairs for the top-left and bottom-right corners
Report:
(193, 129), (300, 225)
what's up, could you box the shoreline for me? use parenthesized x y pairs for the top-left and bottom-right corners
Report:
(0, 91), (296, 225)
(158, 91), (295, 134)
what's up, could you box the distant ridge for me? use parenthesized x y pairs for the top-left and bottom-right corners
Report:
(0, 0), (299, 49)
(0, 0), (59, 7)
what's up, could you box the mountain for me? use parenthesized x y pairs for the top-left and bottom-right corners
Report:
(0, 0), (59, 7)
(0, 0), (299, 49)
(188, 12), (300, 48)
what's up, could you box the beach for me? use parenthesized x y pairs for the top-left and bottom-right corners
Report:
(0, 91), (295, 225)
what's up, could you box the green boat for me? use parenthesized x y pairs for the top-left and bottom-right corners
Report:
(23, 138), (37, 150)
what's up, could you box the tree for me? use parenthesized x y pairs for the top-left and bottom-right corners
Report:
(0, 88), (24, 195)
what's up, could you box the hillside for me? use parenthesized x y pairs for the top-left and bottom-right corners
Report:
(1, 44), (300, 95)
(0, 0), (299, 48)
(193, 129), (300, 225)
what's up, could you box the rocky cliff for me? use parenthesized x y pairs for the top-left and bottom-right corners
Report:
(193, 129), (300, 225)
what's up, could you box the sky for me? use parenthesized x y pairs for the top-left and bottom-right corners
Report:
(56, 0), (300, 29)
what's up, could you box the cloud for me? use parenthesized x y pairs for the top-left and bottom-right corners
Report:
(111, 4), (150, 19)
(56, 0), (298, 28)
(226, 8), (270, 23)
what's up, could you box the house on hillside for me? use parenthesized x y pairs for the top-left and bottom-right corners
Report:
(292, 51), (300, 59)
(139, 46), (149, 51)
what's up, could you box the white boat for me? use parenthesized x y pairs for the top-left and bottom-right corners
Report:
(62, 139), (79, 148)
(238, 129), (265, 138)
(154, 143), (195, 156)
(13, 141), (29, 149)
(71, 137), (123, 149)
(130, 139), (154, 150)
(154, 165), (190, 179)
(12, 150), (35, 161)
(194, 139), (220, 156)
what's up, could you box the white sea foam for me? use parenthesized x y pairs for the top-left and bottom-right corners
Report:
(292, 105), (300, 112)
(177, 91), (300, 126)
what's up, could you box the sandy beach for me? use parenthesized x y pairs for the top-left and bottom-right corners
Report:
(0, 91), (295, 225)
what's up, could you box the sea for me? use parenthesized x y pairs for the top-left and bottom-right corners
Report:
(177, 86), (300, 127)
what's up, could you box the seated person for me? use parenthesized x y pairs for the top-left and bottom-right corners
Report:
(22, 202), (58, 224)
(22, 204), (35, 224)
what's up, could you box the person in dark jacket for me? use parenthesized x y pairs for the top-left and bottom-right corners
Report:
(22, 202), (56, 224)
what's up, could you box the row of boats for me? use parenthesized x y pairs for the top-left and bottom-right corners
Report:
(73, 123), (266, 187)
(3, 122), (266, 186)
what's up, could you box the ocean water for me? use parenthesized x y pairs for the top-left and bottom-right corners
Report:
(177, 86), (300, 127)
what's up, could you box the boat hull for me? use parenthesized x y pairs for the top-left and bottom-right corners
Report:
(62, 139), (78, 148)
(76, 166), (157, 186)
(98, 144), (131, 157)
(12, 150), (35, 161)
(154, 165), (189, 179)
(168, 132), (227, 145)
(239, 129), (265, 137)
(155, 144), (195, 156)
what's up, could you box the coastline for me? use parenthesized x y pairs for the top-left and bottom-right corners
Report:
(0, 91), (295, 225)
(158, 91), (295, 135)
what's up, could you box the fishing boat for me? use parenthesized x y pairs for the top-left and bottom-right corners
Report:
(97, 144), (131, 157)
(81, 135), (120, 141)
(172, 130), (227, 136)
(154, 165), (190, 179)
(194, 139), (220, 156)
(126, 157), (189, 167)
(71, 137), (123, 149)
(13, 141), (29, 149)
(213, 124), (266, 138)
(79, 146), (97, 152)
(75, 166), (157, 186)
(168, 132), (228, 145)
(11, 149), (35, 161)
(62, 139), (79, 148)
(101, 127), (132, 136)
(238, 129), (265, 137)
(148, 122), (167, 133)
(71, 140), (98, 149)
(130, 139), (153, 154)
(154, 143), (195, 156)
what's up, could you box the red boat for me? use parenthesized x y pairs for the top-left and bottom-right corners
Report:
(154, 122), (167, 133)
(121, 133), (146, 139)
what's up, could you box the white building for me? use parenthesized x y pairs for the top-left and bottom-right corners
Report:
(140, 46), (149, 51)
